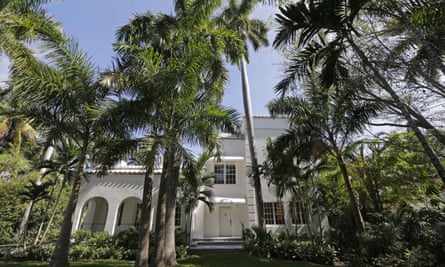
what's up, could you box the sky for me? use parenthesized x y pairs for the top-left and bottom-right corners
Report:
(37, 0), (284, 116)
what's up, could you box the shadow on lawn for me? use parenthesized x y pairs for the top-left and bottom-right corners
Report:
(178, 252), (329, 267)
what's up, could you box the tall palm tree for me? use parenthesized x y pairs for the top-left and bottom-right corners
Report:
(9, 41), (124, 267)
(110, 2), (241, 266)
(273, 0), (445, 185)
(1, 0), (65, 246)
(215, 0), (269, 229)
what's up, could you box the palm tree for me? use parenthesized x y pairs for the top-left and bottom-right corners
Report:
(18, 178), (52, 246)
(9, 41), (123, 267)
(1, 0), (65, 246)
(34, 137), (78, 245)
(268, 70), (382, 232)
(273, 0), (445, 185)
(179, 151), (215, 243)
(110, 2), (241, 266)
(263, 130), (327, 237)
(385, 0), (445, 75)
(0, 0), (65, 69)
(215, 0), (269, 229)
(0, 94), (47, 243)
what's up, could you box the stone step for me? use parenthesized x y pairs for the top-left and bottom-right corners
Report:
(190, 237), (244, 251)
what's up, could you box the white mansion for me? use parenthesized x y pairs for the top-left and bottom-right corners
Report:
(72, 117), (329, 242)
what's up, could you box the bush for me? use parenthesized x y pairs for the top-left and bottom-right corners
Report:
(330, 207), (445, 266)
(70, 231), (113, 260)
(25, 245), (54, 261)
(242, 227), (274, 257)
(112, 227), (139, 260)
(70, 228), (188, 261)
(70, 244), (94, 260)
(242, 227), (337, 265)
(175, 244), (188, 259)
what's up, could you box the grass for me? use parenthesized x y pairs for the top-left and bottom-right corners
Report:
(0, 252), (331, 267)
(178, 252), (330, 267)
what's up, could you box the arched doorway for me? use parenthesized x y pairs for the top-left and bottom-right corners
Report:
(115, 197), (142, 233)
(78, 197), (108, 232)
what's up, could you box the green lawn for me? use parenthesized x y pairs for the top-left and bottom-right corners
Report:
(0, 252), (331, 267)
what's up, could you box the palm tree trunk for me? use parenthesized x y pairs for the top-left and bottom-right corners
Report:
(34, 183), (57, 245)
(38, 180), (65, 245)
(49, 144), (87, 267)
(151, 151), (171, 267)
(17, 145), (54, 244)
(17, 201), (34, 248)
(164, 157), (180, 267)
(152, 146), (180, 267)
(240, 56), (265, 229)
(336, 155), (366, 232)
(134, 172), (153, 267)
(349, 38), (445, 184)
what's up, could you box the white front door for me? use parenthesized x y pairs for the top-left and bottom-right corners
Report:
(219, 207), (232, 236)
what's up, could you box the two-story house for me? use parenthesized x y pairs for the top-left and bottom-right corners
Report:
(71, 117), (329, 243)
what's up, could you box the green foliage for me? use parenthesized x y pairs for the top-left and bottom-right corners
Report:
(328, 206), (445, 266)
(24, 245), (54, 262)
(0, 179), (25, 244)
(346, 132), (443, 213)
(242, 227), (337, 265)
(111, 227), (139, 260)
(242, 227), (274, 258)
(175, 245), (188, 259)
(1, 228), (187, 262)
(70, 231), (113, 260)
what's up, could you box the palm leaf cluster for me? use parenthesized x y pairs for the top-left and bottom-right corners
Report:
(272, 0), (445, 185)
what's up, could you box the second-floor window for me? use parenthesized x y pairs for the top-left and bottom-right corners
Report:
(264, 202), (285, 225)
(214, 163), (236, 184)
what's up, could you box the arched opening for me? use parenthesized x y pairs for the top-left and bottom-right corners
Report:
(115, 197), (142, 233)
(78, 197), (108, 232)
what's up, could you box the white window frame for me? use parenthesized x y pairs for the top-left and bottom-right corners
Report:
(214, 163), (236, 184)
(264, 202), (285, 225)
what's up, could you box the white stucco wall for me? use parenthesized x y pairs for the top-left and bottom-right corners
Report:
(72, 116), (329, 240)
(73, 170), (161, 234)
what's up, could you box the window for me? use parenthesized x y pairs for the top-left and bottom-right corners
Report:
(292, 201), (307, 225)
(264, 202), (285, 225)
(175, 205), (181, 226)
(214, 164), (236, 184)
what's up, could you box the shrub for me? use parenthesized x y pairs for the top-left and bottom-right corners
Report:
(242, 227), (274, 257)
(332, 207), (445, 266)
(242, 227), (337, 265)
(25, 245), (54, 261)
(112, 227), (139, 260)
(70, 244), (94, 260)
(175, 244), (188, 259)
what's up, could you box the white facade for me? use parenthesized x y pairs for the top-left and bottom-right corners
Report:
(72, 117), (329, 240)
